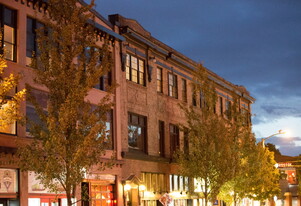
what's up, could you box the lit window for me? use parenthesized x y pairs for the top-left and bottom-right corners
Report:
(0, 101), (16, 134)
(157, 67), (163, 93)
(0, 5), (17, 61)
(126, 54), (145, 86)
(168, 73), (178, 98)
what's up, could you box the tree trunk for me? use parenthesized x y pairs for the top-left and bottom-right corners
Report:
(67, 190), (73, 206)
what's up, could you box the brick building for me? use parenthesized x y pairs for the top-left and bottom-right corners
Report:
(0, 1), (254, 206)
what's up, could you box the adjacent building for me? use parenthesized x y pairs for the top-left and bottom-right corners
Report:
(0, 1), (254, 206)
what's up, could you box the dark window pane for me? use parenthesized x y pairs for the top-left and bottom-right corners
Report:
(128, 113), (147, 152)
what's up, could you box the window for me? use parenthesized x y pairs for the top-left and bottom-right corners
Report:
(200, 92), (205, 108)
(170, 174), (189, 192)
(183, 128), (189, 154)
(94, 71), (112, 91)
(226, 100), (232, 119)
(158, 121), (165, 157)
(141, 172), (166, 193)
(90, 184), (115, 206)
(126, 54), (145, 86)
(0, 4), (17, 61)
(192, 87), (197, 106)
(26, 17), (44, 65)
(0, 100), (16, 135)
(104, 110), (114, 150)
(182, 79), (187, 102)
(241, 108), (251, 125)
(219, 97), (223, 115)
(169, 124), (179, 158)
(26, 89), (48, 135)
(168, 73), (178, 98)
(157, 67), (163, 93)
(128, 113), (147, 152)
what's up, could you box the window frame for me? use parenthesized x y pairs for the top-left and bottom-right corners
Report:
(126, 54), (146, 86)
(0, 4), (17, 62)
(181, 78), (187, 102)
(158, 120), (165, 157)
(169, 124), (179, 158)
(128, 112), (147, 153)
(219, 96), (223, 116)
(26, 17), (45, 66)
(0, 96), (17, 135)
(157, 67), (163, 93)
(168, 73), (178, 99)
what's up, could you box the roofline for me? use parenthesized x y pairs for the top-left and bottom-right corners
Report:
(122, 27), (255, 102)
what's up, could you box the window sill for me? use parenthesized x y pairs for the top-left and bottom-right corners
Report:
(121, 150), (170, 163)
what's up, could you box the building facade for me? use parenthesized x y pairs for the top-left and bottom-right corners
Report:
(108, 14), (254, 206)
(0, 1), (254, 206)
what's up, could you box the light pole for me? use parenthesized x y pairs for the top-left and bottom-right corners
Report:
(260, 130), (285, 147)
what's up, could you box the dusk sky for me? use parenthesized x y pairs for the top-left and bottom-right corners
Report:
(96, 0), (301, 156)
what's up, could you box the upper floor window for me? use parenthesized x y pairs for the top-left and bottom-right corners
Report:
(183, 128), (189, 154)
(199, 92), (205, 108)
(128, 112), (147, 152)
(157, 67), (163, 93)
(225, 100), (232, 119)
(0, 99), (16, 135)
(26, 17), (44, 66)
(103, 110), (114, 150)
(192, 87), (197, 106)
(94, 71), (112, 91)
(126, 54), (145, 86)
(170, 124), (179, 158)
(182, 79), (187, 102)
(158, 120), (165, 157)
(219, 97), (223, 115)
(26, 89), (48, 135)
(168, 73), (178, 99)
(0, 5), (17, 61)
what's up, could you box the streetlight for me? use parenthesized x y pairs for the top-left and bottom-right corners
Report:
(260, 130), (286, 147)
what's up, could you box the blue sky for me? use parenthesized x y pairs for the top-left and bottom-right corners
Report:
(96, 0), (301, 156)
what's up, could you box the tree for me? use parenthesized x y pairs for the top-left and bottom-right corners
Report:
(0, 53), (26, 131)
(266, 143), (281, 156)
(219, 135), (280, 205)
(17, 0), (113, 205)
(218, 128), (256, 206)
(176, 64), (244, 206)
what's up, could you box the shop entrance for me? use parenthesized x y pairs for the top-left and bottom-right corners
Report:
(123, 175), (146, 206)
(0, 199), (7, 206)
(128, 185), (139, 206)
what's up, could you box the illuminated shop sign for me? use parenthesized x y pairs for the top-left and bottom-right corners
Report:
(0, 169), (18, 193)
(278, 162), (292, 168)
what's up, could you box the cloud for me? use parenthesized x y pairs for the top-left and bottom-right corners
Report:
(96, 0), (301, 156)
(264, 136), (301, 156)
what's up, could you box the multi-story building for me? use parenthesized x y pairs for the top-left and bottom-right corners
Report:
(0, 1), (254, 206)
(0, 1), (125, 206)
(108, 14), (254, 206)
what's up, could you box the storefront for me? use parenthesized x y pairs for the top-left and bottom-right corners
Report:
(28, 172), (69, 206)
(82, 174), (117, 206)
(0, 168), (19, 206)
